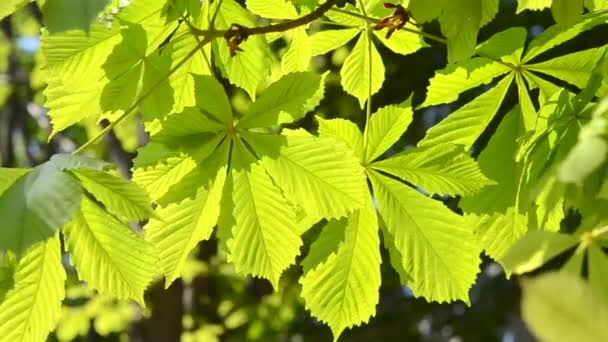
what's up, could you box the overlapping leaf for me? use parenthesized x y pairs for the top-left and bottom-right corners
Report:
(42, 0), (176, 135)
(211, 0), (272, 99)
(72, 168), (155, 222)
(300, 196), (381, 339)
(0, 235), (66, 342)
(371, 143), (494, 196)
(244, 131), (367, 219)
(369, 170), (481, 302)
(224, 140), (302, 288)
(145, 142), (229, 286)
(0, 156), (87, 254)
(63, 198), (157, 305)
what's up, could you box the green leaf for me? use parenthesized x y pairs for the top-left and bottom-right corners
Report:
(224, 140), (302, 288)
(132, 153), (199, 201)
(0, 253), (16, 303)
(373, 28), (427, 56)
(0, 235), (66, 342)
(369, 170), (481, 303)
(341, 32), (384, 108)
(419, 57), (511, 108)
(146, 143), (228, 286)
(246, 0), (298, 19)
(523, 13), (608, 63)
(63, 198), (156, 305)
(300, 197), (380, 339)
(193, 75), (233, 125)
(469, 209), (529, 263)
(501, 231), (578, 274)
(460, 108), (529, 260)
(588, 244), (608, 297)
(42, 0), (174, 136)
(0, 160), (83, 255)
(476, 27), (528, 64)
(516, 0), (552, 13)
(0, 0), (30, 20)
(72, 168), (155, 222)
(407, 0), (446, 23)
(515, 73), (538, 130)
(585, 0), (608, 10)
(282, 27), (311, 73)
(0, 168), (30, 196)
(244, 132), (367, 219)
(438, 0), (482, 63)
(42, 0), (110, 33)
(158, 16), (213, 115)
(552, 0), (584, 27)
(310, 29), (360, 56)
(419, 73), (514, 148)
(316, 117), (364, 161)
(152, 107), (225, 143)
(480, 0), (500, 27)
(526, 46), (608, 90)
(211, 0), (272, 99)
(521, 272), (608, 342)
(238, 72), (324, 128)
(557, 97), (608, 184)
(371, 143), (494, 196)
(365, 102), (413, 163)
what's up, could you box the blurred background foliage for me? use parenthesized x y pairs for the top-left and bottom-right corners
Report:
(1, 0), (605, 341)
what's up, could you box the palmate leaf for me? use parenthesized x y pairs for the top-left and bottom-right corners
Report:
(72, 168), (155, 222)
(522, 13), (608, 63)
(371, 143), (494, 196)
(145, 141), (229, 287)
(521, 272), (608, 342)
(300, 196), (380, 340)
(459, 107), (527, 258)
(0, 235), (66, 342)
(365, 102), (413, 163)
(132, 153), (199, 201)
(341, 32), (384, 108)
(0, 157), (85, 255)
(243, 131), (367, 219)
(369, 170), (481, 303)
(212, 0), (272, 100)
(419, 57), (511, 108)
(526, 46), (608, 90)
(419, 73), (514, 148)
(63, 198), (156, 305)
(310, 29), (360, 56)
(238, 72), (324, 128)
(316, 117), (364, 160)
(223, 140), (302, 288)
(193, 75), (233, 125)
(42, 0), (175, 136)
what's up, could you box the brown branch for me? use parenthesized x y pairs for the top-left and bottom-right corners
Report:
(190, 0), (339, 55)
